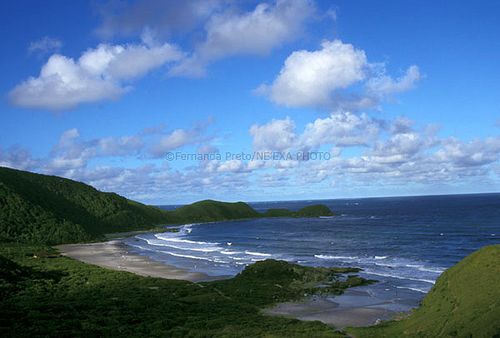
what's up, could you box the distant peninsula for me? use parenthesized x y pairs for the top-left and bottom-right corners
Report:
(0, 167), (334, 245)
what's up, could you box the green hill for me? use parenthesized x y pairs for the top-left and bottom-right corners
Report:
(0, 167), (170, 244)
(169, 199), (260, 222)
(295, 204), (334, 217)
(0, 167), (336, 245)
(349, 244), (500, 337)
(262, 205), (335, 217)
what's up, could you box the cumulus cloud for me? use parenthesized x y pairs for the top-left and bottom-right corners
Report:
(250, 117), (296, 151)
(299, 112), (381, 149)
(170, 0), (315, 77)
(256, 39), (420, 109)
(256, 40), (367, 107)
(249, 111), (381, 153)
(10, 41), (184, 110)
(434, 137), (500, 167)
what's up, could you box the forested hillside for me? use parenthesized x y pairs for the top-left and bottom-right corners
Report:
(0, 167), (170, 244)
(0, 167), (335, 245)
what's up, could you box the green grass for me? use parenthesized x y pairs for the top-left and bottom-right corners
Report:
(0, 242), (374, 338)
(348, 244), (500, 338)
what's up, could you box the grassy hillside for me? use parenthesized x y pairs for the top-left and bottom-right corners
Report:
(349, 244), (500, 338)
(0, 167), (336, 245)
(0, 243), (372, 337)
(0, 167), (171, 244)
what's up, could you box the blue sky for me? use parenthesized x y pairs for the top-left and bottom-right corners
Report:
(1, 0), (499, 204)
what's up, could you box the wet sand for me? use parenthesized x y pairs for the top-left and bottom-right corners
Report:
(263, 288), (410, 328)
(56, 241), (225, 282)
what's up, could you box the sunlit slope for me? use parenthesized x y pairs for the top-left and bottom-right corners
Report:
(350, 245), (500, 337)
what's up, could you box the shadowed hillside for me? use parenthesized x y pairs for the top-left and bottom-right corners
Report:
(0, 167), (170, 244)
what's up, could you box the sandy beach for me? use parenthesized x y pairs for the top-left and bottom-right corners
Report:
(263, 288), (409, 328)
(56, 240), (224, 282)
(57, 240), (411, 328)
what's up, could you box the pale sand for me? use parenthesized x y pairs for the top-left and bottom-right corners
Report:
(263, 289), (404, 328)
(56, 241), (225, 282)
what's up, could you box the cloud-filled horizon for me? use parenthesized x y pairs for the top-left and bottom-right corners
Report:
(1, 0), (499, 204)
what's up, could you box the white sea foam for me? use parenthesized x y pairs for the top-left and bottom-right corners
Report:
(374, 256), (388, 260)
(396, 286), (428, 293)
(142, 240), (221, 252)
(362, 271), (435, 284)
(245, 251), (271, 257)
(314, 254), (358, 260)
(220, 250), (242, 255)
(162, 251), (227, 263)
(417, 266), (445, 273)
(155, 233), (219, 245)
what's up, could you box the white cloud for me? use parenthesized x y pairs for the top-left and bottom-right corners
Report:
(434, 137), (500, 167)
(256, 40), (368, 107)
(299, 112), (381, 148)
(256, 39), (420, 109)
(28, 36), (63, 55)
(170, 0), (315, 77)
(0, 146), (39, 171)
(249, 112), (381, 153)
(249, 117), (296, 151)
(10, 42), (184, 110)
(366, 65), (421, 97)
(150, 129), (195, 157)
(98, 136), (143, 156)
(149, 119), (213, 158)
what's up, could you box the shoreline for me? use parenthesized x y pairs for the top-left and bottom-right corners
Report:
(56, 240), (226, 282)
(57, 237), (412, 329)
(263, 288), (410, 328)
(57, 223), (415, 329)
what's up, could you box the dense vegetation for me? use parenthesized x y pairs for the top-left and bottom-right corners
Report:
(0, 243), (372, 337)
(0, 167), (336, 245)
(168, 199), (260, 222)
(349, 245), (500, 338)
(262, 205), (335, 218)
(0, 167), (170, 244)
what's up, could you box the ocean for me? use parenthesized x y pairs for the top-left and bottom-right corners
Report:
(123, 193), (500, 310)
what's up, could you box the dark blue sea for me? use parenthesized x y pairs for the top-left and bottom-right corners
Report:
(123, 193), (500, 309)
